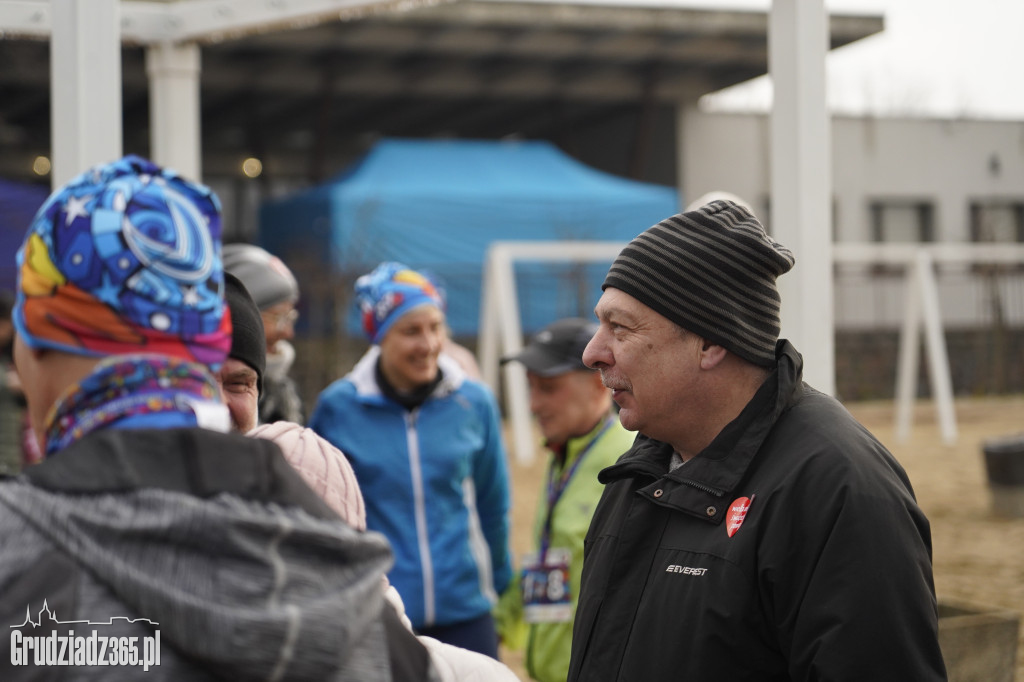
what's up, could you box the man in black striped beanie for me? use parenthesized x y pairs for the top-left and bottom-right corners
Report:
(603, 199), (794, 367)
(568, 200), (946, 681)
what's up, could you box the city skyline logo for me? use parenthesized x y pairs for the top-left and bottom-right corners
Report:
(10, 600), (160, 629)
(9, 600), (161, 671)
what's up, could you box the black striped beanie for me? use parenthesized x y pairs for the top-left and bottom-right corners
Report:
(603, 200), (795, 367)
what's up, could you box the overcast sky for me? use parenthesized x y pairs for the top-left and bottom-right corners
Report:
(698, 0), (1024, 119)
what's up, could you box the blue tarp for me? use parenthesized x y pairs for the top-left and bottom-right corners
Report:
(0, 178), (49, 293)
(260, 138), (679, 336)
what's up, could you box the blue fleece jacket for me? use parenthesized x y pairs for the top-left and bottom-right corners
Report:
(310, 348), (512, 629)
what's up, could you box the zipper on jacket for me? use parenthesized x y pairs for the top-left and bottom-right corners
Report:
(461, 477), (497, 605)
(405, 409), (436, 626)
(679, 479), (725, 498)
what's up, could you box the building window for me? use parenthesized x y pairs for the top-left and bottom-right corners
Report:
(970, 201), (1024, 243)
(869, 199), (935, 243)
(868, 199), (934, 276)
(969, 200), (1024, 274)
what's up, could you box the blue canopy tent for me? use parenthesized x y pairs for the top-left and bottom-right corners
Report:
(0, 179), (49, 293)
(259, 138), (679, 337)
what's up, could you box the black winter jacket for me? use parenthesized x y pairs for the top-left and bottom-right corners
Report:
(568, 341), (947, 682)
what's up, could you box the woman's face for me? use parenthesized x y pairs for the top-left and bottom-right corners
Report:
(378, 305), (446, 392)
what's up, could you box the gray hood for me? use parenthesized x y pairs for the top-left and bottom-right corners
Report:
(0, 428), (403, 681)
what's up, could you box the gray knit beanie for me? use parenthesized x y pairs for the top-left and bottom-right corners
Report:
(603, 200), (795, 367)
(222, 243), (299, 311)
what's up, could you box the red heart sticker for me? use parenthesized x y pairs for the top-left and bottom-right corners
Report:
(726, 495), (754, 538)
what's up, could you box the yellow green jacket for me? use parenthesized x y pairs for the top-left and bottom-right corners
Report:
(497, 415), (635, 682)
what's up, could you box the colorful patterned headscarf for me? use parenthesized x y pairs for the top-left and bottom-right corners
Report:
(355, 262), (444, 344)
(13, 155), (231, 368)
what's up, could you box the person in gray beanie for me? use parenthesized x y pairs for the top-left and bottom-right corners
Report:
(568, 200), (946, 681)
(222, 243), (306, 425)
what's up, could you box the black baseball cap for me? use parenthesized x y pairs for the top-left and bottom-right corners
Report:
(501, 317), (598, 377)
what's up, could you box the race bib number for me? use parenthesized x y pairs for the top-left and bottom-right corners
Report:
(521, 548), (572, 623)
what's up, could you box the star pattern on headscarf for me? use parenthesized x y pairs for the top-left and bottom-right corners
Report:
(64, 194), (92, 226)
(182, 286), (200, 307)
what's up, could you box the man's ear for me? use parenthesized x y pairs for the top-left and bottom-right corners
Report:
(698, 340), (727, 370)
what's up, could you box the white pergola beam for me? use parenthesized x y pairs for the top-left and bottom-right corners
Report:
(1, 0), (444, 185)
(138, 0), (418, 43)
(913, 252), (957, 445)
(146, 42), (202, 180)
(833, 242), (1024, 265)
(769, 0), (835, 395)
(892, 252), (957, 445)
(0, 0), (443, 43)
(49, 0), (122, 188)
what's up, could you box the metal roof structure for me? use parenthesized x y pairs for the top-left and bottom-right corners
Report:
(0, 0), (882, 182)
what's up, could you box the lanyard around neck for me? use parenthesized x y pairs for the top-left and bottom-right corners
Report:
(538, 416), (615, 561)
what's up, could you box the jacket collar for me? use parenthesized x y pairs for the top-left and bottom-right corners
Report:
(347, 345), (466, 404)
(599, 340), (804, 523)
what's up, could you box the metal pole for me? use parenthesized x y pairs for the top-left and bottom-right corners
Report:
(50, 0), (122, 187)
(769, 0), (835, 394)
(146, 42), (203, 181)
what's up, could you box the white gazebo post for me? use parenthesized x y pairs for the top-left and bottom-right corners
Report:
(146, 42), (203, 181)
(769, 0), (835, 395)
(50, 0), (122, 188)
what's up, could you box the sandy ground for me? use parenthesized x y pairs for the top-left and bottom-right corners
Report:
(500, 395), (1024, 681)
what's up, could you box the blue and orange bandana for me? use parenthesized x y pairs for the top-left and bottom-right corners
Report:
(355, 262), (444, 344)
(13, 155), (231, 368)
